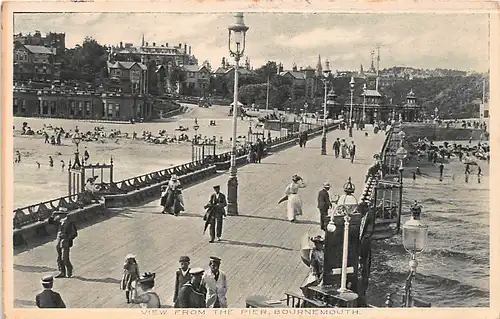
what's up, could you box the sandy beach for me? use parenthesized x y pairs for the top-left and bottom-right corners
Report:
(13, 104), (291, 207)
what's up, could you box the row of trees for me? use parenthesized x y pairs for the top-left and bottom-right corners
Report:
(54, 37), (486, 119)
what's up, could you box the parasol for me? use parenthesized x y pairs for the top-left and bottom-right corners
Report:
(278, 195), (288, 204)
(203, 204), (216, 234)
(300, 231), (324, 267)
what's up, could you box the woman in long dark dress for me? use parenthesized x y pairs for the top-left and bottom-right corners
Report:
(162, 175), (185, 216)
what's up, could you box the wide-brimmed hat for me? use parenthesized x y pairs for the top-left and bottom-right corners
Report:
(310, 235), (325, 243)
(137, 272), (155, 284)
(125, 253), (136, 260)
(323, 182), (331, 188)
(41, 275), (54, 284)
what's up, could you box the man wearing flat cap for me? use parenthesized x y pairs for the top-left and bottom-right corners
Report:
(175, 268), (207, 308)
(47, 208), (78, 278)
(317, 183), (332, 231)
(206, 185), (227, 243)
(202, 256), (228, 308)
(173, 256), (192, 304)
(35, 275), (66, 308)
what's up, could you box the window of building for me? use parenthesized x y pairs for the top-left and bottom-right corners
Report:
(78, 101), (83, 117)
(69, 101), (75, 115)
(85, 101), (91, 116)
(107, 103), (114, 117)
(50, 100), (56, 115)
(21, 100), (27, 114)
(484, 110), (489, 118)
(136, 104), (142, 117)
(42, 100), (49, 115)
(115, 104), (121, 118)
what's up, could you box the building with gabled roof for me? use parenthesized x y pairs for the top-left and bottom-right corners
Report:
(14, 44), (60, 81)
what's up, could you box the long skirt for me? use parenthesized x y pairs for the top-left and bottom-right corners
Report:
(121, 272), (138, 292)
(287, 193), (303, 221)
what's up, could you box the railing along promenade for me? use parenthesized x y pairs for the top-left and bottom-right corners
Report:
(13, 122), (339, 246)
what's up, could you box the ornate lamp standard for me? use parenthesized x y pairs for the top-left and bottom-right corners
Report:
(321, 61), (332, 155)
(402, 201), (428, 307)
(71, 131), (82, 168)
(362, 83), (367, 124)
(326, 178), (359, 301)
(227, 13), (249, 216)
(349, 77), (355, 137)
(396, 141), (408, 231)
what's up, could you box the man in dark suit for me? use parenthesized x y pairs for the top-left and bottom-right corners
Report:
(256, 139), (264, 163)
(207, 185), (227, 243)
(317, 182), (332, 231)
(173, 256), (192, 304)
(333, 138), (341, 158)
(48, 209), (78, 278)
(35, 275), (66, 308)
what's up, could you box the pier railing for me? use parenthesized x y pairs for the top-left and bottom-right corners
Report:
(13, 122), (338, 246)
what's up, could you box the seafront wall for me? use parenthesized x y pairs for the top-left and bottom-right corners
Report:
(400, 123), (486, 141)
(13, 122), (339, 247)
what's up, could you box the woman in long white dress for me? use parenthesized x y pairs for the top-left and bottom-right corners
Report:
(285, 174), (306, 222)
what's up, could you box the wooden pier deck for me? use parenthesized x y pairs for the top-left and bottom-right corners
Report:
(13, 128), (386, 308)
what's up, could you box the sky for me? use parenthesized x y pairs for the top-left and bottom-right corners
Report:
(14, 13), (490, 72)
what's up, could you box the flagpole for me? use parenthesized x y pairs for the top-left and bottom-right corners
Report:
(266, 76), (270, 111)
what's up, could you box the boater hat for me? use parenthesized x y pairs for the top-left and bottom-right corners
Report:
(189, 268), (205, 276)
(171, 174), (178, 180)
(209, 256), (222, 264)
(323, 182), (331, 188)
(126, 253), (136, 260)
(41, 275), (54, 284)
(213, 185), (220, 190)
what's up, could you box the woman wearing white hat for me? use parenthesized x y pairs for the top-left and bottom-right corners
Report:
(284, 174), (306, 222)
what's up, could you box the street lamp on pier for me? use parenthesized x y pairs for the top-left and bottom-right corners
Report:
(71, 131), (82, 169)
(227, 12), (249, 216)
(362, 83), (367, 123)
(321, 61), (331, 155)
(396, 143), (408, 231)
(349, 77), (355, 137)
(327, 177), (359, 301)
(402, 201), (428, 307)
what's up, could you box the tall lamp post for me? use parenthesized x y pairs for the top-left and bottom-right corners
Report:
(434, 107), (439, 120)
(349, 77), (355, 137)
(402, 201), (428, 307)
(327, 177), (359, 302)
(396, 140), (408, 231)
(321, 62), (331, 155)
(71, 131), (82, 169)
(362, 83), (367, 124)
(227, 13), (249, 216)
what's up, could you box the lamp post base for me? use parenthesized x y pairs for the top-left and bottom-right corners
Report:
(227, 168), (239, 216)
(321, 136), (327, 155)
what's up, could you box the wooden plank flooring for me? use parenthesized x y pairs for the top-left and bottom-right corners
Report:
(13, 128), (386, 308)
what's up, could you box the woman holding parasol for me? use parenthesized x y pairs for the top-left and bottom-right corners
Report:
(281, 174), (307, 222)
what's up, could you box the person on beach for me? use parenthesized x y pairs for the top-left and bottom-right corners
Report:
(121, 254), (140, 304)
(439, 163), (444, 181)
(174, 256), (192, 305)
(465, 163), (471, 183)
(61, 160), (65, 171)
(317, 183), (332, 231)
(15, 150), (21, 163)
(175, 268), (207, 308)
(477, 166), (482, 184)
(202, 256), (228, 308)
(412, 171), (416, 186)
(130, 273), (161, 308)
(285, 174), (307, 222)
(35, 275), (66, 308)
(49, 156), (54, 168)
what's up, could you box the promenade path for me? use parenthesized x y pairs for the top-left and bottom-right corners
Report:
(13, 127), (386, 308)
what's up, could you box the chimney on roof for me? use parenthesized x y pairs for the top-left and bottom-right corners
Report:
(153, 42), (156, 46)
(184, 43), (187, 53)
(120, 41), (123, 48)
(189, 46), (191, 55)
(146, 42), (149, 46)
(166, 42), (169, 47)
(179, 43), (182, 48)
